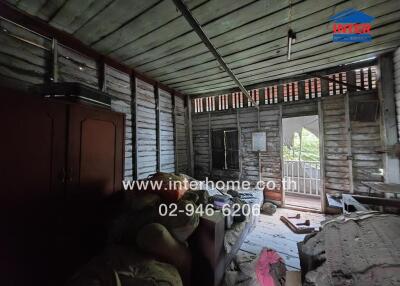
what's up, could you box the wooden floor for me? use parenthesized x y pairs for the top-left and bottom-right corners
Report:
(240, 208), (328, 271)
(285, 193), (321, 211)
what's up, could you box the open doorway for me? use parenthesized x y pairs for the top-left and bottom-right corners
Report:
(282, 115), (321, 211)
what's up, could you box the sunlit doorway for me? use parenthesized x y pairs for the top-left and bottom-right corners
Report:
(282, 115), (321, 211)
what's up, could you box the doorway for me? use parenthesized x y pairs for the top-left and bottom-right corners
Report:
(282, 115), (321, 210)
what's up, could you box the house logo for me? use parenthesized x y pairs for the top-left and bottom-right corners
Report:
(330, 8), (374, 43)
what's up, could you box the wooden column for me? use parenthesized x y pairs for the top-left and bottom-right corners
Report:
(172, 93), (178, 172)
(277, 84), (284, 103)
(98, 59), (106, 92)
(298, 80), (306, 100)
(208, 113), (212, 176)
(318, 101), (326, 212)
(131, 75), (138, 180)
(259, 88), (265, 105)
(320, 77), (329, 97)
(187, 95), (195, 176)
(378, 54), (400, 183)
(344, 93), (354, 193)
(51, 38), (58, 83)
(155, 84), (161, 172)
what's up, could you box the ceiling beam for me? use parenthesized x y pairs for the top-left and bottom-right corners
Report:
(172, 0), (258, 108)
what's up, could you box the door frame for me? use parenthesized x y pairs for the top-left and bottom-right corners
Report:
(280, 107), (324, 212)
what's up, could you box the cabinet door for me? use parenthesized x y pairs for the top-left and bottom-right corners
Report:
(0, 88), (67, 285)
(67, 104), (124, 198)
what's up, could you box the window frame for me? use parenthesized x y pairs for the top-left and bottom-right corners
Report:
(211, 128), (239, 171)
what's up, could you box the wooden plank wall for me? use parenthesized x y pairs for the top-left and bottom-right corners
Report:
(350, 105), (383, 194)
(192, 106), (283, 188)
(191, 95), (383, 200)
(0, 19), (189, 180)
(58, 45), (98, 89)
(0, 18), (50, 87)
(211, 111), (239, 181)
(159, 89), (175, 173)
(239, 109), (259, 182)
(395, 47), (400, 141)
(105, 66), (133, 180)
(136, 79), (157, 179)
(259, 107), (282, 192)
(321, 94), (383, 195)
(175, 96), (188, 173)
(321, 96), (352, 194)
(192, 113), (210, 179)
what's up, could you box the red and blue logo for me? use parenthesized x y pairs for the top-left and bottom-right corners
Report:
(330, 8), (374, 43)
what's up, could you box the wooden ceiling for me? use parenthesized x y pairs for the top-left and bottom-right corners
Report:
(5, 0), (400, 95)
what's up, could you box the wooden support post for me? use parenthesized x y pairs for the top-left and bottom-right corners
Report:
(172, 93), (178, 173)
(378, 53), (400, 183)
(346, 70), (357, 93)
(131, 75), (138, 180)
(277, 84), (284, 103)
(98, 59), (106, 92)
(259, 88), (265, 106)
(228, 93), (233, 109)
(279, 105), (284, 207)
(208, 113), (212, 176)
(318, 101), (326, 213)
(243, 93), (248, 107)
(298, 80), (306, 100)
(187, 95), (195, 176)
(320, 76), (329, 97)
(237, 109), (242, 179)
(214, 96), (218, 111)
(155, 84), (161, 172)
(344, 93), (354, 193)
(51, 38), (58, 83)
(368, 67), (372, 90)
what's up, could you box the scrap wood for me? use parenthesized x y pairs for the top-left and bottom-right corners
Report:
(280, 215), (316, 234)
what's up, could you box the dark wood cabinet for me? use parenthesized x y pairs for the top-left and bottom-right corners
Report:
(0, 87), (125, 285)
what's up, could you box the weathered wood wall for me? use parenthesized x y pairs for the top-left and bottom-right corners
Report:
(0, 18), (50, 86)
(395, 47), (400, 141)
(135, 80), (157, 179)
(192, 106), (282, 189)
(321, 96), (352, 194)
(175, 96), (189, 173)
(105, 66), (133, 180)
(0, 19), (189, 180)
(192, 93), (384, 204)
(159, 89), (175, 173)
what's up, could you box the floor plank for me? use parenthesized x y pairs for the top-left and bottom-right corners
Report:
(240, 208), (328, 270)
(285, 193), (322, 210)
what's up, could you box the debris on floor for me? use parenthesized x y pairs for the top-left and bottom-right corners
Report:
(223, 249), (286, 286)
(261, 202), (277, 215)
(280, 214), (317, 234)
(298, 211), (400, 286)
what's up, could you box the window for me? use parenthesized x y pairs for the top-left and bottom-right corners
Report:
(212, 129), (239, 170)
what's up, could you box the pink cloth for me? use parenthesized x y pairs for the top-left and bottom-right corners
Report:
(255, 249), (284, 286)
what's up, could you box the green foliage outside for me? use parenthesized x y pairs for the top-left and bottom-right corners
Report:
(283, 128), (320, 162)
